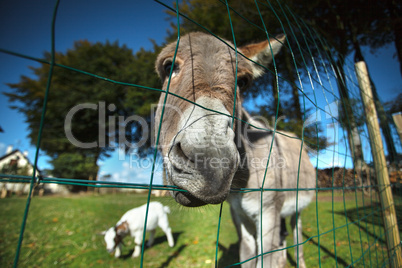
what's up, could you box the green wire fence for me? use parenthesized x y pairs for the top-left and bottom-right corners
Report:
(1, 0), (401, 267)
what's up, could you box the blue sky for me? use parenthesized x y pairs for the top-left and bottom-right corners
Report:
(1, 0), (401, 184)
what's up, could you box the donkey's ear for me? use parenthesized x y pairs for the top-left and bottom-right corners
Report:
(239, 34), (285, 78)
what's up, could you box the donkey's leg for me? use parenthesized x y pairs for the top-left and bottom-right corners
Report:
(240, 224), (258, 267)
(258, 207), (287, 268)
(290, 212), (306, 268)
(230, 205), (257, 268)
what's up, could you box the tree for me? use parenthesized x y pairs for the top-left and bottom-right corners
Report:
(288, 0), (400, 166)
(123, 42), (164, 156)
(385, 93), (402, 114)
(4, 40), (161, 190)
(385, 0), (402, 77)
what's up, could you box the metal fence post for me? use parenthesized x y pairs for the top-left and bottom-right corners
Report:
(355, 61), (402, 267)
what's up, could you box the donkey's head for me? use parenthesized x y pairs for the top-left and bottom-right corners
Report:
(155, 32), (284, 207)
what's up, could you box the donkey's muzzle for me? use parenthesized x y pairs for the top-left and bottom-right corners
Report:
(167, 130), (239, 207)
(163, 96), (240, 207)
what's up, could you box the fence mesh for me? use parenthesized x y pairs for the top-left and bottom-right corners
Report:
(0, 0), (401, 267)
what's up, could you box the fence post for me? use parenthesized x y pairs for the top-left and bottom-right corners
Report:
(355, 61), (402, 267)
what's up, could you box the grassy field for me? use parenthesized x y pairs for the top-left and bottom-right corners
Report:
(0, 191), (398, 267)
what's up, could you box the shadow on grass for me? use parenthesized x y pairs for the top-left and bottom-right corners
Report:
(213, 201), (402, 267)
(159, 244), (187, 268)
(217, 242), (239, 267)
(286, 251), (297, 267)
(302, 231), (350, 267)
(334, 203), (402, 245)
(121, 232), (183, 260)
(217, 233), (351, 267)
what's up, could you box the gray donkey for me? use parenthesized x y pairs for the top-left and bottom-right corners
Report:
(154, 32), (315, 267)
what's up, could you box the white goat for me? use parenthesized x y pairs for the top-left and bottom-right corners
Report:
(101, 201), (174, 258)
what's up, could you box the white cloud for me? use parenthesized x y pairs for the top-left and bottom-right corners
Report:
(99, 150), (164, 185)
(109, 159), (163, 185)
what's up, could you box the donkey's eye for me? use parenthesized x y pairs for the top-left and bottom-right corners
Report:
(237, 76), (251, 89)
(164, 61), (178, 76)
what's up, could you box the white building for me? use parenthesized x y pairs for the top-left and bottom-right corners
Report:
(0, 146), (39, 196)
(0, 146), (69, 197)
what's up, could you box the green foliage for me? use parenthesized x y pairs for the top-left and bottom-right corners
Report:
(124, 42), (162, 117)
(286, 0), (400, 163)
(51, 153), (98, 190)
(255, 104), (328, 153)
(288, 0), (395, 57)
(166, 0), (282, 45)
(4, 40), (161, 180)
(385, 93), (402, 114)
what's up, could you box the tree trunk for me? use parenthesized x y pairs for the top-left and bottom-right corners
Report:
(372, 88), (398, 163)
(284, 52), (302, 122)
(331, 16), (365, 171)
(335, 58), (365, 170)
(87, 151), (100, 192)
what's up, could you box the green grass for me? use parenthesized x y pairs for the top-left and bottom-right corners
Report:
(286, 191), (397, 268)
(0, 191), (399, 267)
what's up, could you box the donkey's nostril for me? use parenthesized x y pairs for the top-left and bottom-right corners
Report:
(172, 139), (197, 163)
(176, 142), (183, 153)
(171, 142), (187, 159)
(168, 141), (196, 174)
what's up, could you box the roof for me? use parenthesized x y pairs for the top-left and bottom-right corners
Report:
(0, 149), (20, 162)
(0, 149), (41, 173)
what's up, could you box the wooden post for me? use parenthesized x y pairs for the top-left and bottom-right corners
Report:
(355, 61), (402, 267)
